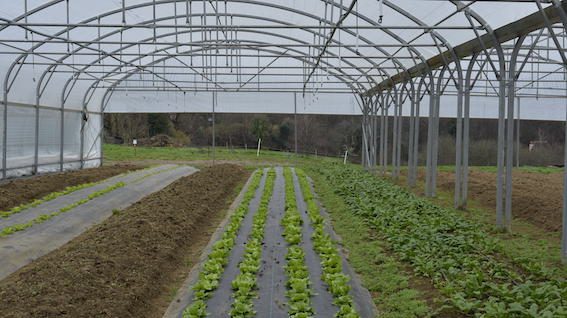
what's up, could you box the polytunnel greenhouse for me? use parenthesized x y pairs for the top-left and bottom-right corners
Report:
(1, 1), (567, 317)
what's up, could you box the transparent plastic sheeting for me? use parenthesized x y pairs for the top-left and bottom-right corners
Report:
(107, 91), (567, 122)
(0, 1), (565, 180)
(107, 91), (361, 115)
(0, 104), (101, 179)
(0, 1), (560, 110)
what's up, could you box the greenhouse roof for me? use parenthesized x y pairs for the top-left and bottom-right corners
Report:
(0, 0), (565, 114)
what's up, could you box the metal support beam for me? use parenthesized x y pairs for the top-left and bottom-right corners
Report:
(516, 96), (521, 168)
(294, 92), (298, 155)
(365, 0), (567, 96)
(425, 75), (437, 197)
(407, 83), (416, 187)
(391, 89), (398, 179)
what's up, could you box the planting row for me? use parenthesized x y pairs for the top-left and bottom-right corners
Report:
(184, 167), (363, 318)
(296, 168), (359, 318)
(0, 181), (125, 237)
(313, 163), (567, 317)
(0, 165), (180, 238)
(183, 168), (269, 317)
(229, 168), (275, 317)
(282, 167), (314, 317)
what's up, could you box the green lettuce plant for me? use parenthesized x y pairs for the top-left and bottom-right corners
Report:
(282, 167), (314, 318)
(295, 168), (360, 318)
(182, 169), (265, 318)
(229, 169), (276, 318)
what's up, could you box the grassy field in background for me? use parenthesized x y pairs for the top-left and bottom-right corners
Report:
(103, 144), (341, 166)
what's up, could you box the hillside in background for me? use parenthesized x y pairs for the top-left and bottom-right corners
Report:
(104, 113), (566, 166)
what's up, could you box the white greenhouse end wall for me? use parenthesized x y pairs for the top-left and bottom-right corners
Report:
(0, 102), (101, 180)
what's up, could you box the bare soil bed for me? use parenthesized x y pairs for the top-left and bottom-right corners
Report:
(428, 169), (563, 232)
(0, 164), (249, 318)
(0, 164), (143, 211)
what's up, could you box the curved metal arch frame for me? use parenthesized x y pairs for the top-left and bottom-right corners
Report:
(0, 0), (567, 260)
(80, 41), (368, 168)
(1, 0), (451, 177)
(11, 0), (431, 98)
(42, 11), (391, 171)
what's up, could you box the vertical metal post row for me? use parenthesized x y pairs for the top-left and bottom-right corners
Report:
(410, 80), (421, 188)
(384, 95), (389, 175)
(431, 74), (442, 197)
(463, 53), (479, 209)
(360, 96), (367, 168)
(379, 94), (386, 176)
(454, 61), (465, 209)
(294, 92), (298, 155)
(428, 67), (447, 197)
(391, 89), (398, 178)
(33, 92), (40, 174)
(212, 91), (216, 165)
(546, 0), (567, 262)
(564, 83), (567, 263)
(503, 36), (526, 231)
(395, 87), (403, 179)
(1, 97), (5, 179)
(495, 48), (508, 230)
(60, 96), (65, 172)
(408, 83), (415, 186)
(425, 77), (436, 197)
(516, 97), (521, 168)
(372, 96), (379, 168)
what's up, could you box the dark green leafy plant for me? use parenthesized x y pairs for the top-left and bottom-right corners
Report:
(312, 163), (567, 317)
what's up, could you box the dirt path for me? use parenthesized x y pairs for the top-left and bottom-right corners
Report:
(0, 164), (248, 318)
(0, 165), (197, 281)
(0, 164), (142, 211)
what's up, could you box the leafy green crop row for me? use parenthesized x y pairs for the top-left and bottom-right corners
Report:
(282, 167), (314, 318)
(183, 169), (265, 318)
(229, 168), (276, 317)
(295, 168), (360, 318)
(0, 181), (126, 237)
(0, 165), (155, 220)
(0, 182), (99, 219)
(314, 163), (567, 317)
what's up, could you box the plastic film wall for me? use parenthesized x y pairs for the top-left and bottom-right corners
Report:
(0, 103), (101, 180)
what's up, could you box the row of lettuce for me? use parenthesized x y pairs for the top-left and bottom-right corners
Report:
(312, 163), (567, 317)
(184, 167), (361, 318)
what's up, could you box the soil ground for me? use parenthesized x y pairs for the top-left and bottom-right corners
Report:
(0, 164), (143, 212)
(419, 168), (563, 232)
(0, 164), (248, 318)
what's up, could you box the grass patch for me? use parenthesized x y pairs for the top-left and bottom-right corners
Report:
(104, 144), (340, 167)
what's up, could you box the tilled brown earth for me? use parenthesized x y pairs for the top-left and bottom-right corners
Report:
(0, 164), (249, 318)
(0, 164), (143, 211)
(427, 169), (563, 232)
